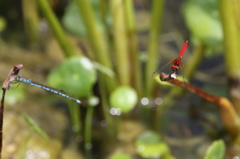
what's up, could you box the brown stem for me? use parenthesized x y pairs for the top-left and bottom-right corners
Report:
(0, 64), (23, 157)
(0, 89), (6, 159)
(160, 72), (240, 137)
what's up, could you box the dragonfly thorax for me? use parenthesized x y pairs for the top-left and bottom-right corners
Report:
(173, 57), (182, 65)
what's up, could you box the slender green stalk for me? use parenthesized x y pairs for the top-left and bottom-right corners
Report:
(145, 0), (165, 97)
(184, 44), (206, 80)
(154, 44), (206, 130)
(219, 0), (240, 113)
(99, 76), (114, 132)
(99, 0), (108, 30)
(74, 0), (117, 92)
(219, 0), (240, 77)
(110, 0), (130, 85)
(123, 0), (142, 95)
(68, 101), (81, 136)
(84, 106), (94, 158)
(22, 0), (39, 43)
(37, 0), (79, 57)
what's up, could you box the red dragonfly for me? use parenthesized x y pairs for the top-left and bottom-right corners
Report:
(153, 41), (189, 80)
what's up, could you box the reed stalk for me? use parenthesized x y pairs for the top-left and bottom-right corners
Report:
(22, 0), (39, 43)
(84, 106), (94, 158)
(37, 0), (80, 57)
(219, 0), (240, 113)
(68, 101), (82, 136)
(123, 0), (142, 95)
(110, 0), (130, 85)
(74, 0), (117, 92)
(145, 0), (165, 97)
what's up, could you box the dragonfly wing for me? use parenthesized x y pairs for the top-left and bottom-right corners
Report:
(152, 59), (174, 77)
(178, 65), (188, 84)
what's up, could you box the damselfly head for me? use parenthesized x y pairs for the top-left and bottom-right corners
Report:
(14, 64), (23, 70)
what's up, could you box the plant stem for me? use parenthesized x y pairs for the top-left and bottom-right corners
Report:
(22, 0), (39, 44)
(165, 76), (240, 137)
(84, 106), (94, 157)
(37, 0), (80, 57)
(74, 0), (117, 92)
(145, 0), (165, 97)
(219, 0), (240, 77)
(99, 76), (114, 132)
(123, 0), (142, 95)
(68, 101), (81, 136)
(99, 0), (109, 38)
(110, 0), (130, 85)
(0, 89), (6, 159)
(219, 0), (240, 113)
(184, 44), (206, 80)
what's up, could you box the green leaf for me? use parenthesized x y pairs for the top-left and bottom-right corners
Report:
(137, 131), (162, 143)
(109, 86), (138, 113)
(182, 0), (223, 50)
(110, 153), (132, 159)
(23, 114), (49, 140)
(47, 57), (96, 98)
(204, 140), (225, 159)
(62, 0), (105, 36)
(135, 131), (172, 158)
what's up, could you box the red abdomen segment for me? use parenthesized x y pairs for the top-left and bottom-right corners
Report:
(171, 65), (179, 71)
(178, 41), (188, 58)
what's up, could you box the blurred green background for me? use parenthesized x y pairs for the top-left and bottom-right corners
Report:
(0, 0), (240, 158)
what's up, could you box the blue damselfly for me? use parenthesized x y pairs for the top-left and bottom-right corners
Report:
(17, 75), (81, 104)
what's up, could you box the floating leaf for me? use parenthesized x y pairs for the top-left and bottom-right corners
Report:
(135, 131), (172, 158)
(47, 57), (96, 98)
(62, 0), (105, 36)
(182, 0), (223, 52)
(110, 153), (132, 159)
(204, 140), (225, 159)
(110, 86), (137, 113)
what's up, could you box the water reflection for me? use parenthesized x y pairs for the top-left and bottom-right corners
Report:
(154, 97), (163, 105)
(140, 97), (163, 109)
(141, 97), (149, 105)
(110, 108), (121, 116)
